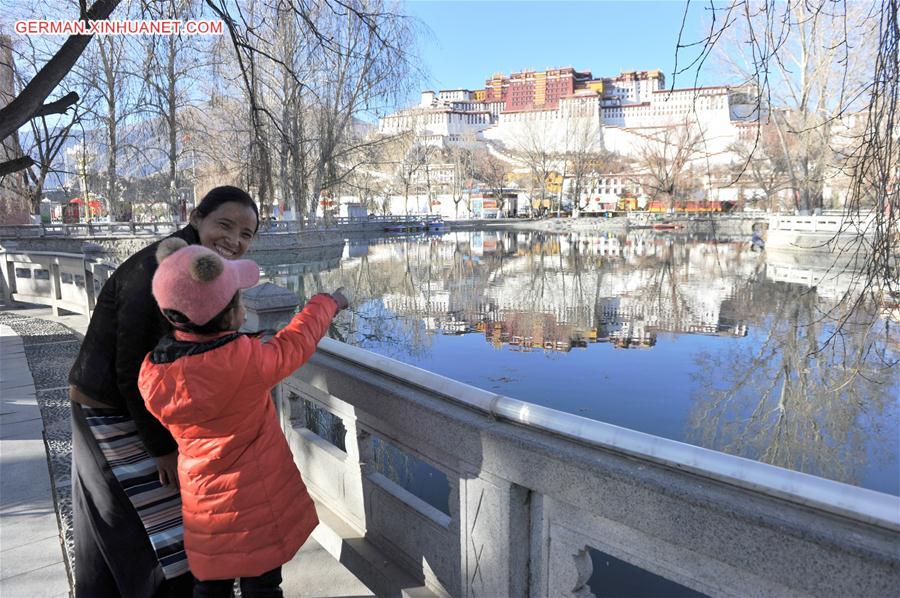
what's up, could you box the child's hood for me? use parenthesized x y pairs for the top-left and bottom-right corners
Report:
(139, 333), (249, 424)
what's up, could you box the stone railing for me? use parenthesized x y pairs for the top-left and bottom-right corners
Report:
(0, 215), (444, 240)
(768, 213), (876, 235)
(0, 221), (181, 239)
(245, 286), (900, 598)
(766, 213), (878, 253)
(0, 244), (114, 316)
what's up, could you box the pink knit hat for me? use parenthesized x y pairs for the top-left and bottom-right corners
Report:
(152, 238), (260, 326)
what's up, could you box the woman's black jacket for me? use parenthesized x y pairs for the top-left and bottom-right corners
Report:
(68, 225), (200, 456)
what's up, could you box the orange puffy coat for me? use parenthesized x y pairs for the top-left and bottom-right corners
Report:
(138, 294), (337, 580)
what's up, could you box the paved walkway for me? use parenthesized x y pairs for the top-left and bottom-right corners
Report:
(0, 307), (374, 597)
(0, 323), (70, 597)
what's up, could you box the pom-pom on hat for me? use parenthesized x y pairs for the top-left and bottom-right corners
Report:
(152, 239), (260, 326)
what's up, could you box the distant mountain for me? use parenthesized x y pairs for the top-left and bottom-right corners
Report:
(16, 105), (377, 196)
(18, 109), (206, 192)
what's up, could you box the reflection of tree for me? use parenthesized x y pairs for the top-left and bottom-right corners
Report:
(303, 238), (438, 359)
(689, 281), (897, 486)
(264, 231), (896, 489)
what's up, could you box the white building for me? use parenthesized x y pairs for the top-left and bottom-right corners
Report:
(603, 69), (666, 104)
(482, 107), (603, 157)
(378, 90), (501, 147)
(373, 69), (763, 213)
(380, 73), (757, 163)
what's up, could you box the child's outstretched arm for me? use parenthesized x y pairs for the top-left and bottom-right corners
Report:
(245, 290), (347, 388)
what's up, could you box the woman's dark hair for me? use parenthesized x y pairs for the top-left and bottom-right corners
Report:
(193, 186), (260, 233)
(162, 291), (241, 334)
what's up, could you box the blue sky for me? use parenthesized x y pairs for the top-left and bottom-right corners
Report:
(402, 0), (721, 104)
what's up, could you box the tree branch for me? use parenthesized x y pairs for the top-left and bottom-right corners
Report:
(0, 156), (36, 177)
(0, 0), (121, 142)
(33, 91), (80, 118)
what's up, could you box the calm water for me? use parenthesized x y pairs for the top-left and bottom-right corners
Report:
(257, 230), (899, 495)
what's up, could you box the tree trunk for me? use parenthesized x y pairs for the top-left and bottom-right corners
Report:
(105, 77), (118, 219)
(167, 37), (178, 220)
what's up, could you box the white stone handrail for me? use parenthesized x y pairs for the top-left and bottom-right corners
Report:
(768, 213), (876, 234)
(0, 247), (114, 315)
(276, 335), (900, 597)
(323, 340), (898, 528)
(0, 222), (181, 238)
(0, 215), (445, 239)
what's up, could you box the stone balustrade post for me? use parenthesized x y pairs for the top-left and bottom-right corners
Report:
(82, 242), (105, 312)
(1, 240), (17, 304)
(240, 282), (300, 338)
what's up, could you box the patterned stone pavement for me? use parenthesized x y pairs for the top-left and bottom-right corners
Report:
(0, 312), (80, 580)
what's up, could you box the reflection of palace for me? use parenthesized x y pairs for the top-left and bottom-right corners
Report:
(263, 231), (886, 354)
(371, 231), (755, 351)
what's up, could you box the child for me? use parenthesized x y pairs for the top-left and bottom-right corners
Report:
(138, 238), (347, 597)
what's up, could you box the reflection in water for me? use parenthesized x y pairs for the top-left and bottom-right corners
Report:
(689, 273), (897, 491)
(257, 230), (899, 495)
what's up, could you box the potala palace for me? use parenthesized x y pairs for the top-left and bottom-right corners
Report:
(379, 68), (758, 160)
(373, 67), (763, 216)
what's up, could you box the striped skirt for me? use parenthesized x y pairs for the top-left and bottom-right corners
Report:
(71, 403), (191, 597)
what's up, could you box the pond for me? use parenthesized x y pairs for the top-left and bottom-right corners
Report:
(257, 229), (899, 496)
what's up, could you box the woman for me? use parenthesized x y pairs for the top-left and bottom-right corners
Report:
(68, 186), (260, 597)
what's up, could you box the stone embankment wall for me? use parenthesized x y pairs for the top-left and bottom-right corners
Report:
(672, 216), (764, 235)
(450, 215), (764, 236)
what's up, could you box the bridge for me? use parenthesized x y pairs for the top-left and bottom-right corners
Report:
(1, 245), (898, 597)
(766, 212), (879, 253)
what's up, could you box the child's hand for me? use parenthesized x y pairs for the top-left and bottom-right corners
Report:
(154, 450), (179, 488)
(331, 288), (349, 311)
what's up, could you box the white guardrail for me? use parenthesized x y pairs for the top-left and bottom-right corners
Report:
(2, 248), (897, 598)
(0, 215), (444, 239)
(768, 213), (877, 234)
(278, 335), (900, 598)
(0, 249), (115, 316)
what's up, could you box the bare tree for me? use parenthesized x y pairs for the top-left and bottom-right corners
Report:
(72, 30), (145, 219)
(1, 35), (32, 222)
(24, 112), (78, 214)
(392, 137), (429, 215)
(563, 116), (603, 215)
(728, 122), (792, 211)
(1, 26), (83, 218)
(139, 0), (211, 217)
(307, 2), (417, 220)
(678, 0), (898, 313)
(207, 0), (421, 223)
(709, 2), (876, 213)
(0, 0), (122, 173)
(447, 142), (475, 218)
(629, 120), (703, 211)
(472, 148), (513, 216)
(511, 118), (557, 215)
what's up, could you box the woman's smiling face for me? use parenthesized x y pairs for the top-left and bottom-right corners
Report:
(190, 202), (258, 259)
